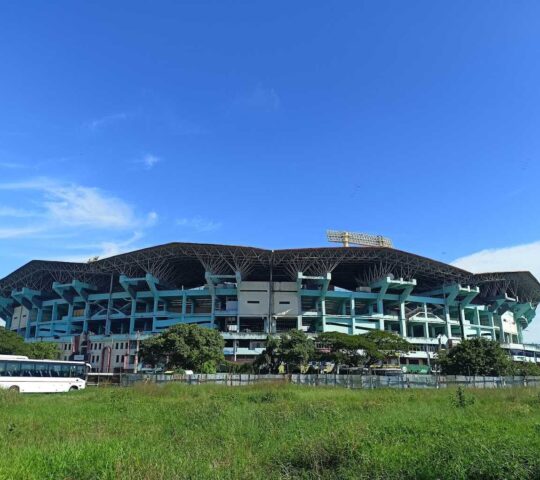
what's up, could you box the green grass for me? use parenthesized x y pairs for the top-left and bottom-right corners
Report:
(2, 384), (540, 480)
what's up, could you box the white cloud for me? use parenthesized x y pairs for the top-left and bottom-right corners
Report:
(0, 226), (45, 239)
(176, 217), (222, 232)
(0, 161), (25, 169)
(452, 241), (540, 275)
(452, 240), (540, 343)
(0, 178), (151, 230)
(236, 85), (281, 111)
(87, 112), (129, 130)
(141, 154), (160, 170)
(54, 232), (144, 262)
(43, 184), (137, 229)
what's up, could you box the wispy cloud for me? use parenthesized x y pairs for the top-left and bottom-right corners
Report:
(176, 217), (222, 232)
(0, 161), (26, 169)
(87, 112), (129, 131)
(0, 226), (45, 239)
(235, 84), (281, 111)
(54, 232), (144, 262)
(141, 154), (160, 170)
(0, 177), (159, 277)
(0, 177), (157, 231)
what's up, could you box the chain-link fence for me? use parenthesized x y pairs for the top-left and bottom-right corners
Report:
(117, 373), (540, 389)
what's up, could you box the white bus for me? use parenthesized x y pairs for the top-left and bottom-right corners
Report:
(0, 355), (91, 393)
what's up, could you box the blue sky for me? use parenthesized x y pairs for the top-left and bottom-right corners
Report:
(1, 1), (540, 339)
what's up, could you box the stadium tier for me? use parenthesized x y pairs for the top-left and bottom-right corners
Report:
(1, 242), (540, 372)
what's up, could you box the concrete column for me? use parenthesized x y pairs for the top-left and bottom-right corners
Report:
(444, 306), (452, 339)
(321, 299), (326, 332)
(35, 307), (43, 338)
(67, 304), (74, 334)
(129, 299), (136, 334)
(350, 298), (356, 335)
(151, 297), (158, 332)
(83, 300), (90, 333)
(181, 293), (186, 322)
(399, 302), (407, 338)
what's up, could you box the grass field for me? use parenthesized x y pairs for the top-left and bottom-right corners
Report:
(1, 384), (540, 480)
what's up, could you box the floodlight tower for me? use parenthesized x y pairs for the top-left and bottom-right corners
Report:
(326, 230), (394, 248)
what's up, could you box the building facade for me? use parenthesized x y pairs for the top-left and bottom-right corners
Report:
(1, 242), (539, 371)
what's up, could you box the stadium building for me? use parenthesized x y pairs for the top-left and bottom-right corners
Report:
(1, 235), (540, 372)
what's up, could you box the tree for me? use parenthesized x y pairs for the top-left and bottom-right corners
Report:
(139, 324), (224, 372)
(256, 330), (315, 373)
(361, 330), (410, 366)
(0, 327), (28, 355)
(316, 331), (409, 371)
(316, 332), (374, 369)
(0, 327), (60, 359)
(27, 342), (60, 360)
(438, 338), (511, 376)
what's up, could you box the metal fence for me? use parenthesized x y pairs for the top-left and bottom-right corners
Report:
(117, 373), (540, 389)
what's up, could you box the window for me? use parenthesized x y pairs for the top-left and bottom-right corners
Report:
(115, 343), (119, 349)
(279, 301), (291, 305)
(0, 361), (21, 376)
(247, 301), (260, 304)
(116, 355), (120, 363)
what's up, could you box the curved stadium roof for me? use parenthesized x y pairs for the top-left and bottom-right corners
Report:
(1, 242), (539, 304)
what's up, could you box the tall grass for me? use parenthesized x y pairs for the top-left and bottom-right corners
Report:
(1, 384), (540, 479)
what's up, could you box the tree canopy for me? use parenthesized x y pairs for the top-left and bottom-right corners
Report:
(256, 330), (315, 373)
(257, 329), (410, 373)
(139, 324), (224, 373)
(0, 327), (60, 359)
(316, 332), (374, 368)
(438, 338), (511, 376)
(317, 330), (410, 370)
(361, 330), (410, 365)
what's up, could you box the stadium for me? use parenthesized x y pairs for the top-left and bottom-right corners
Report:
(1, 232), (540, 373)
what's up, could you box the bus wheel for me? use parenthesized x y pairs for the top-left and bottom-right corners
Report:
(69, 386), (79, 391)
(8, 386), (20, 393)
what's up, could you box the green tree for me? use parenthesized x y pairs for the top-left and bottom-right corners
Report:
(510, 361), (540, 376)
(139, 324), (224, 372)
(0, 327), (28, 355)
(438, 337), (511, 375)
(27, 342), (60, 360)
(316, 332), (374, 369)
(256, 330), (315, 373)
(361, 330), (410, 366)
(0, 328), (59, 359)
(281, 329), (315, 371)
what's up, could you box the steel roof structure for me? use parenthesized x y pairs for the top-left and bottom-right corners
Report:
(1, 242), (539, 304)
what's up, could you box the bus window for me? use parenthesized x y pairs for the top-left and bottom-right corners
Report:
(74, 365), (86, 379)
(50, 363), (62, 377)
(20, 362), (34, 377)
(34, 363), (50, 377)
(4, 362), (21, 377)
(0, 361), (6, 375)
